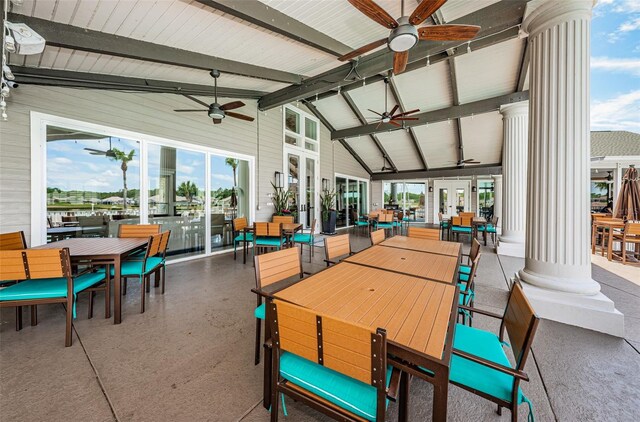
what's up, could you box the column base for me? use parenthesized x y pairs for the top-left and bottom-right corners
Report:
(515, 273), (625, 337)
(496, 239), (525, 258)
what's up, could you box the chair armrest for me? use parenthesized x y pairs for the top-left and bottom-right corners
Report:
(324, 259), (338, 266)
(458, 305), (503, 320)
(452, 348), (529, 381)
(251, 288), (275, 300)
(302, 271), (313, 276)
(386, 368), (402, 402)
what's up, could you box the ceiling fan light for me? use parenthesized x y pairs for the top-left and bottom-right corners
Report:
(389, 33), (417, 52)
(209, 111), (224, 119)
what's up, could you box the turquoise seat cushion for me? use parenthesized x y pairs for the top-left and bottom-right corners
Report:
(376, 223), (393, 229)
(280, 351), (392, 421)
(457, 283), (473, 306)
(0, 270), (106, 301)
(459, 264), (471, 275)
(255, 237), (282, 246)
(255, 302), (265, 319)
(355, 221), (369, 227)
(452, 226), (472, 233)
(234, 233), (254, 242)
(293, 233), (313, 243)
(478, 225), (497, 233)
(111, 257), (164, 277)
(441, 222), (449, 228)
(459, 272), (470, 282)
(450, 323), (525, 405)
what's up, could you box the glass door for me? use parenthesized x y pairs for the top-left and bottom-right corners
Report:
(285, 152), (318, 229)
(404, 182), (426, 223)
(335, 176), (348, 228)
(433, 180), (471, 221)
(305, 157), (316, 228)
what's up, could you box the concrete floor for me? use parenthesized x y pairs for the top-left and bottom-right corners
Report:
(1, 232), (639, 421)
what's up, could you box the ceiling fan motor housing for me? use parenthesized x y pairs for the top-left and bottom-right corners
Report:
(388, 17), (418, 52)
(208, 103), (225, 119)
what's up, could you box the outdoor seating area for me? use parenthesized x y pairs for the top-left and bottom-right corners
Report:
(1, 0), (639, 421)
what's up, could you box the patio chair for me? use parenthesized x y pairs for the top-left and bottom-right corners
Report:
(113, 231), (170, 313)
(477, 217), (499, 244)
(293, 219), (316, 263)
(460, 238), (481, 276)
(253, 248), (304, 365)
(458, 253), (481, 326)
(0, 249), (107, 347)
(591, 214), (613, 254)
(118, 224), (162, 238)
(407, 226), (440, 240)
(273, 215), (294, 224)
(460, 212), (476, 219)
(267, 299), (400, 421)
(394, 211), (409, 235)
(0, 231), (34, 329)
(612, 221), (640, 265)
(374, 213), (395, 236)
(438, 212), (450, 240)
(324, 234), (354, 266)
(231, 217), (252, 261)
(351, 209), (369, 235)
(370, 228), (386, 246)
(450, 282), (539, 422)
(451, 216), (473, 243)
(78, 216), (108, 237)
(253, 222), (284, 261)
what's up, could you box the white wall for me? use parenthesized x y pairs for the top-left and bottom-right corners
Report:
(0, 86), (369, 244)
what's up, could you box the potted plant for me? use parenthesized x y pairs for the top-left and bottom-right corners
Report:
(271, 181), (292, 216)
(320, 188), (337, 234)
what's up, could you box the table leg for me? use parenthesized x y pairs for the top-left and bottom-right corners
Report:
(484, 228), (487, 247)
(607, 230), (614, 261)
(398, 372), (410, 422)
(105, 264), (111, 319)
(263, 318), (273, 410)
(591, 223), (596, 254)
(432, 372), (449, 422)
(114, 257), (122, 324)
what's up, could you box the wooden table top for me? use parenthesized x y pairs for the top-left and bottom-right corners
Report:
(281, 223), (303, 232)
(344, 245), (459, 284)
(275, 262), (457, 360)
(380, 236), (461, 257)
(593, 219), (625, 228)
(472, 217), (487, 224)
(33, 237), (148, 257)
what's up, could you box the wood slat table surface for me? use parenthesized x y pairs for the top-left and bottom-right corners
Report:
(380, 235), (461, 257)
(275, 262), (456, 360)
(343, 244), (459, 283)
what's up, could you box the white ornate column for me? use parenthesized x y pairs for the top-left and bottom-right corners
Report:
(497, 102), (528, 257)
(492, 174), (502, 234)
(517, 0), (623, 337)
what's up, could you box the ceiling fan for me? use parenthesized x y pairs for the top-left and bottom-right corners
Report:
(368, 77), (419, 128)
(173, 70), (255, 124)
(84, 137), (116, 158)
(340, 0), (481, 74)
(447, 158), (481, 166)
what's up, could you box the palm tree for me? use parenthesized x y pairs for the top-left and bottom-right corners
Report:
(177, 181), (198, 204)
(225, 158), (239, 210)
(110, 148), (135, 211)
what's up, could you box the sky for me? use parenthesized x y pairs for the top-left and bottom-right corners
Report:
(590, 0), (640, 132)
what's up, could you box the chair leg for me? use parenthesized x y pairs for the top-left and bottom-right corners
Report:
(255, 317), (262, 365)
(88, 291), (94, 319)
(65, 300), (73, 347)
(161, 265), (166, 294)
(122, 278), (127, 295)
(511, 406), (518, 422)
(309, 242), (312, 263)
(105, 274), (111, 319)
(146, 276), (151, 293)
(15, 306), (22, 331)
(30, 306), (37, 326)
(140, 277), (146, 314)
(154, 269), (160, 288)
(497, 405), (502, 415)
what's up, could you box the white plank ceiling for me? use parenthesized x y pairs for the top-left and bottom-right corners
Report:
(7, 0), (527, 172)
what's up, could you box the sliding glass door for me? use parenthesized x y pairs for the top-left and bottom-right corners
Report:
(335, 174), (369, 227)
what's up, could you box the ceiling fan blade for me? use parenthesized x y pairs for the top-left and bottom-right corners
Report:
(409, 0), (447, 26)
(348, 0), (398, 29)
(220, 101), (245, 111)
(338, 38), (388, 61)
(174, 109), (208, 112)
(389, 105), (399, 116)
(418, 24), (481, 41)
(368, 109), (383, 117)
(226, 111), (255, 122)
(393, 51), (408, 75)
(182, 94), (210, 108)
(393, 109), (420, 118)
(84, 148), (107, 154)
(393, 117), (419, 121)
(388, 121), (401, 127)
(90, 152), (106, 155)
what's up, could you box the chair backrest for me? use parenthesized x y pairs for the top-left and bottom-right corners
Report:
(143, 233), (163, 259)
(501, 283), (539, 370)
(0, 231), (27, 250)
(23, 249), (70, 280)
(460, 212), (475, 218)
(0, 250), (28, 281)
(158, 230), (171, 257)
(270, 299), (387, 390)
(309, 219), (317, 236)
(491, 216), (499, 226)
(255, 222), (282, 237)
(324, 234), (351, 262)
(625, 221), (640, 236)
(380, 213), (393, 223)
(272, 215), (294, 224)
(254, 247), (303, 289)
(461, 216), (472, 227)
(438, 212), (444, 222)
(407, 227), (440, 240)
(233, 217), (249, 232)
(397, 211), (404, 221)
(464, 253), (482, 290)
(118, 224), (161, 238)
(470, 238), (481, 261)
(370, 229), (386, 246)
(451, 216), (461, 226)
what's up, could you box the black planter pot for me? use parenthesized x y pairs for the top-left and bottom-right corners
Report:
(321, 210), (337, 234)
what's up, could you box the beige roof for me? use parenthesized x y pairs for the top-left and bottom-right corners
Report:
(591, 131), (640, 157)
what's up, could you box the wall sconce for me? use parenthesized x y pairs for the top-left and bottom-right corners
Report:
(322, 178), (330, 191)
(472, 186), (477, 193)
(274, 171), (284, 189)
(428, 186), (433, 193)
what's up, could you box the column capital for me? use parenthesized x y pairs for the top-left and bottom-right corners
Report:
(499, 101), (529, 118)
(522, 0), (596, 38)
(492, 174), (503, 182)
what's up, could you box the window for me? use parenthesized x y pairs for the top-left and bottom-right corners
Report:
(477, 180), (495, 219)
(284, 106), (319, 153)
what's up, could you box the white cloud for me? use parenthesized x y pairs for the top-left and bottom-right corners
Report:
(591, 56), (640, 76)
(85, 178), (111, 188)
(52, 157), (72, 165)
(177, 164), (194, 175)
(619, 16), (640, 32)
(102, 169), (119, 178)
(212, 174), (234, 183)
(591, 90), (640, 131)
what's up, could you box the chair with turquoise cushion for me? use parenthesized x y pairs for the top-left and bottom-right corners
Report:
(252, 222), (284, 263)
(231, 217), (252, 263)
(118, 223), (161, 259)
(374, 213), (395, 236)
(268, 299), (401, 421)
(451, 282), (539, 422)
(114, 231), (170, 314)
(253, 248), (304, 366)
(0, 230), (35, 331)
(477, 216), (499, 245)
(451, 216), (473, 244)
(293, 219), (316, 263)
(0, 248), (107, 347)
(458, 252), (481, 326)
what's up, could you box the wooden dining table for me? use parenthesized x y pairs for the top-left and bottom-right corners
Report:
(380, 235), (461, 257)
(258, 235), (462, 421)
(598, 219), (627, 261)
(472, 216), (488, 245)
(33, 237), (148, 324)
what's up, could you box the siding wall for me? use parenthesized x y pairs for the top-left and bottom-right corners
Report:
(0, 86), (368, 245)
